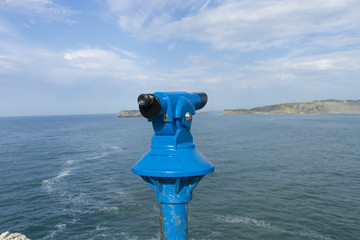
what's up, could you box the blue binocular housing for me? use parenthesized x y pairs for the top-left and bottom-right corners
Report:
(137, 92), (207, 120)
(132, 92), (214, 239)
(132, 92), (214, 178)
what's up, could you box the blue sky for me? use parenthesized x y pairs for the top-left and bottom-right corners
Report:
(0, 0), (359, 116)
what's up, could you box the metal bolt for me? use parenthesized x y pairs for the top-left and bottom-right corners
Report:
(185, 112), (191, 122)
(164, 113), (168, 122)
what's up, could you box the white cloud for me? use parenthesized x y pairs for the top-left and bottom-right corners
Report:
(0, 24), (14, 37)
(1, 44), (359, 114)
(108, 46), (138, 58)
(309, 35), (360, 49)
(232, 50), (360, 92)
(158, 55), (231, 86)
(167, 42), (176, 51)
(0, 55), (17, 72)
(63, 49), (141, 79)
(2, 0), (54, 11)
(107, 0), (170, 31)
(152, 50), (360, 92)
(1, 39), (358, 92)
(0, 0), (75, 23)
(106, 0), (210, 33)
(0, 18), (18, 38)
(258, 50), (360, 71)
(107, 0), (360, 51)
(0, 46), (147, 85)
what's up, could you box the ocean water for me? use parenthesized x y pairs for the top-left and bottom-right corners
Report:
(0, 113), (359, 240)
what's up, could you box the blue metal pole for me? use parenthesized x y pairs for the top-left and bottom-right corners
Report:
(160, 203), (188, 240)
(141, 176), (202, 239)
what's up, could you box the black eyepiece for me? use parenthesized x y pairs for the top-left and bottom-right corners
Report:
(138, 94), (153, 107)
(137, 94), (161, 119)
(195, 92), (208, 110)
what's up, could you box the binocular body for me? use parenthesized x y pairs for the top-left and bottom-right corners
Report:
(132, 92), (214, 178)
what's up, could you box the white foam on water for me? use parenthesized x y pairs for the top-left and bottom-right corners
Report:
(216, 215), (275, 229)
(64, 159), (75, 165)
(117, 232), (160, 240)
(69, 208), (96, 216)
(297, 230), (334, 240)
(86, 152), (109, 160)
(153, 205), (160, 213)
(119, 232), (139, 240)
(93, 233), (108, 239)
(98, 206), (119, 213)
(117, 232), (161, 240)
(148, 233), (161, 240)
(67, 192), (89, 206)
(116, 189), (129, 197)
(86, 145), (122, 160)
(41, 223), (66, 240)
(108, 145), (122, 151)
(55, 169), (71, 179)
(206, 231), (222, 237)
(95, 226), (109, 231)
(215, 215), (333, 240)
(42, 169), (72, 192)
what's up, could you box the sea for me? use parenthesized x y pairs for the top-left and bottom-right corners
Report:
(0, 113), (359, 240)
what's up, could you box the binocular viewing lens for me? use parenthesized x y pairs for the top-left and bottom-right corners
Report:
(138, 94), (153, 107)
(138, 94), (161, 119)
(195, 92), (207, 110)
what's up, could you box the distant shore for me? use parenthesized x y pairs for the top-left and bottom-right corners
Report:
(223, 101), (360, 115)
(118, 110), (208, 118)
(117, 110), (141, 117)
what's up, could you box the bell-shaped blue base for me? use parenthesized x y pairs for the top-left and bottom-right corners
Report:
(133, 144), (214, 178)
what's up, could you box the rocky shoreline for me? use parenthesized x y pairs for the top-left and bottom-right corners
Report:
(0, 232), (30, 240)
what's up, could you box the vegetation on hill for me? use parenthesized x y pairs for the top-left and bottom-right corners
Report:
(223, 101), (360, 115)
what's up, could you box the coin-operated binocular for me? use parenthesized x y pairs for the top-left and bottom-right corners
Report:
(132, 92), (214, 240)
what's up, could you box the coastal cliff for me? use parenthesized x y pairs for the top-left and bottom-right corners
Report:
(117, 110), (141, 117)
(223, 101), (360, 115)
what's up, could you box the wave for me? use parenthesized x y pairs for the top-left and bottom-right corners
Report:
(108, 145), (122, 151)
(119, 232), (138, 240)
(215, 215), (333, 240)
(96, 226), (109, 231)
(41, 223), (66, 240)
(64, 159), (75, 165)
(86, 146), (122, 160)
(42, 169), (72, 192)
(55, 169), (71, 179)
(98, 206), (119, 213)
(86, 152), (109, 160)
(66, 204), (124, 216)
(118, 232), (160, 240)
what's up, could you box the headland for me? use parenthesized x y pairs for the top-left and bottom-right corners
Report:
(223, 100), (360, 115)
(117, 110), (141, 117)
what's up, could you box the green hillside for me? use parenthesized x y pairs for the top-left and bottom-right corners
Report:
(223, 101), (360, 115)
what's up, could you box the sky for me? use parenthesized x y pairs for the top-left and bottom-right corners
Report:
(0, 0), (359, 116)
